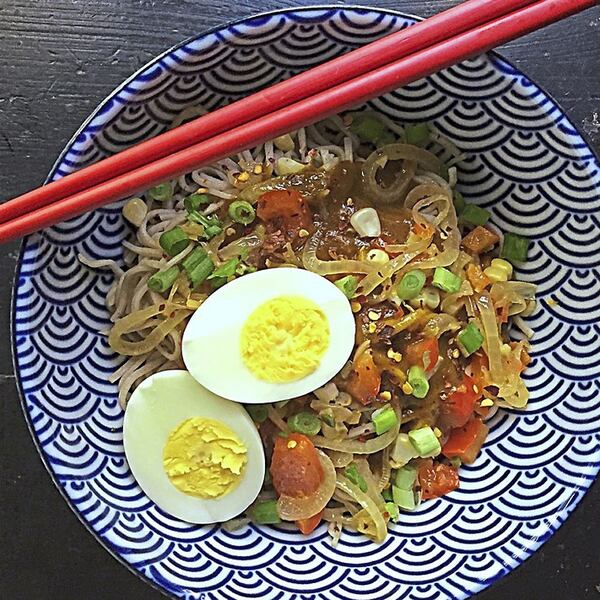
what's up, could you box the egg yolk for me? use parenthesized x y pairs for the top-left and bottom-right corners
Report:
(240, 295), (330, 382)
(163, 417), (247, 499)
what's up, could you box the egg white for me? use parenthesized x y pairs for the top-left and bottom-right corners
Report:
(182, 268), (356, 404)
(123, 370), (265, 524)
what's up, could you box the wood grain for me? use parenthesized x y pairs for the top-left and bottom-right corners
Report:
(0, 1), (598, 599)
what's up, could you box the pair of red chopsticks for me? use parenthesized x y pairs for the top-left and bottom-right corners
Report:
(0, 0), (596, 243)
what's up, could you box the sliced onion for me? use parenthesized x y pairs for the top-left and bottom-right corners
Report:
(108, 304), (190, 356)
(302, 229), (377, 275)
(310, 412), (399, 454)
(326, 450), (354, 468)
(336, 475), (387, 542)
(219, 228), (264, 260)
(277, 450), (336, 521)
(477, 294), (505, 384)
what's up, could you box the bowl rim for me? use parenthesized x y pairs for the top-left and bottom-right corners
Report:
(9, 5), (600, 600)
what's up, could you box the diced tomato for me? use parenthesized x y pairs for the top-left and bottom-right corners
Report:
(296, 510), (323, 535)
(405, 337), (439, 373)
(344, 350), (381, 405)
(270, 433), (323, 498)
(461, 226), (499, 254)
(438, 375), (481, 430)
(418, 459), (460, 500)
(469, 352), (489, 392)
(257, 190), (313, 237)
(442, 418), (489, 464)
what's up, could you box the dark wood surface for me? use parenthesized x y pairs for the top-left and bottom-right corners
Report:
(1, 2), (599, 599)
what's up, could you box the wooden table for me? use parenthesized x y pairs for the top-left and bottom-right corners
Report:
(1, 1), (599, 598)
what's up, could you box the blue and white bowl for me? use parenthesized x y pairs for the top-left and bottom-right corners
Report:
(11, 7), (600, 600)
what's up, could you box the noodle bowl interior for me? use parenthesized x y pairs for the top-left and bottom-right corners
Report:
(82, 110), (536, 541)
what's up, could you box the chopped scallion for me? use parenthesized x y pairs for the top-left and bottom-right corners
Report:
(228, 200), (256, 225)
(148, 182), (173, 202)
(334, 275), (359, 298)
(184, 193), (210, 213)
(392, 486), (416, 511)
(147, 266), (180, 293)
(408, 426), (441, 457)
(208, 258), (239, 280)
(288, 412), (322, 436)
(246, 404), (269, 423)
(385, 501), (400, 522)
(394, 465), (417, 490)
(350, 115), (386, 144)
(500, 232), (530, 263)
(457, 322), (484, 355)
(460, 204), (491, 226)
(250, 499), (281, 524)
(371, 405), (398, 435)
(453, 191), (466, 215)
(382, 487), (393, 502)
(397, 269), (426, 300)
(182, 246), (209, 275)
(210, 276), (228, 289)
(432, 267), (462, 293)
(159, 226), (189, 257)
(407, 365), (429, 399)
(345, 463), (368, 493)
(189, 256), (214, 288)
(405, 122), (429, 146)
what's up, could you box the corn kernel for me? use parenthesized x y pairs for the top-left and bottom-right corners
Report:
(484, 258), (513, 283)
(366, 249), (390, 265)
(379, 391), (392, 401)
(368, 322), (377, 334)
(351, 301), (361, 313)
(368, 310), (380, 321)
(480, 398), (494, 407)
(253, 164), (263, 174)
(402, 382), (413, 395)
(298, 229), (309, 238)
(237, 171), (250, 182)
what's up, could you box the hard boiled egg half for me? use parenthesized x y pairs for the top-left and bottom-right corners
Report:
(182, 268), (355, 404)
(123, 370), (264, 524)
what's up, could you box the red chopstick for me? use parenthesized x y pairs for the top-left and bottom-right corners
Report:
(0, 0), (540, 225)
(0, 0), (595, 242)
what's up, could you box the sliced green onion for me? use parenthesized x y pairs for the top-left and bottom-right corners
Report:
(189, 256), (214, 288)
(392, 486), (416, 511)
(182, 246), (209, 275)
(440, 164), (450, 181)
(382, 487), (393, 502)
(208, 258), (239, 280)
(397, 269), (426, 300)
(334, 275), (359, 298)
(350, 115), (386, 144)
(501, 232), (530, 263)
(246, 404), (269, 423)
(405, 122), (429, 146)
(394, 465), (417, 490)
(407, 366), (429, 399)
(288, 411), (322, 436)
(188, 211), (223, 239)
(210, 276), (228, 289)
(371, 405), (398, 435)
(228, 200), (256, 225)
(148, 182), (173, 202)
(204, 224), (223, 239)
(184, 193), (210, 213)
(453, 191), (466, 215)
(148, 266), (180, 293)
(408, 426), (441, 457)
(345, 463), (368, 493)
(250, 499), (281, 524)
(378, 131), (396, 146)
(457, 322), (484, 356)
(159, 226), (190, 257)
(432, 267), (462, 293)
(460, 204), (491, 226)
(385, 501), (400, 522)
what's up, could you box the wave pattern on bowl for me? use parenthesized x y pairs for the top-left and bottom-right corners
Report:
(12, 8), (600, 600)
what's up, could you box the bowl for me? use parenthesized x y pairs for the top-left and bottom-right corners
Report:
(11, 6), (600, 600)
